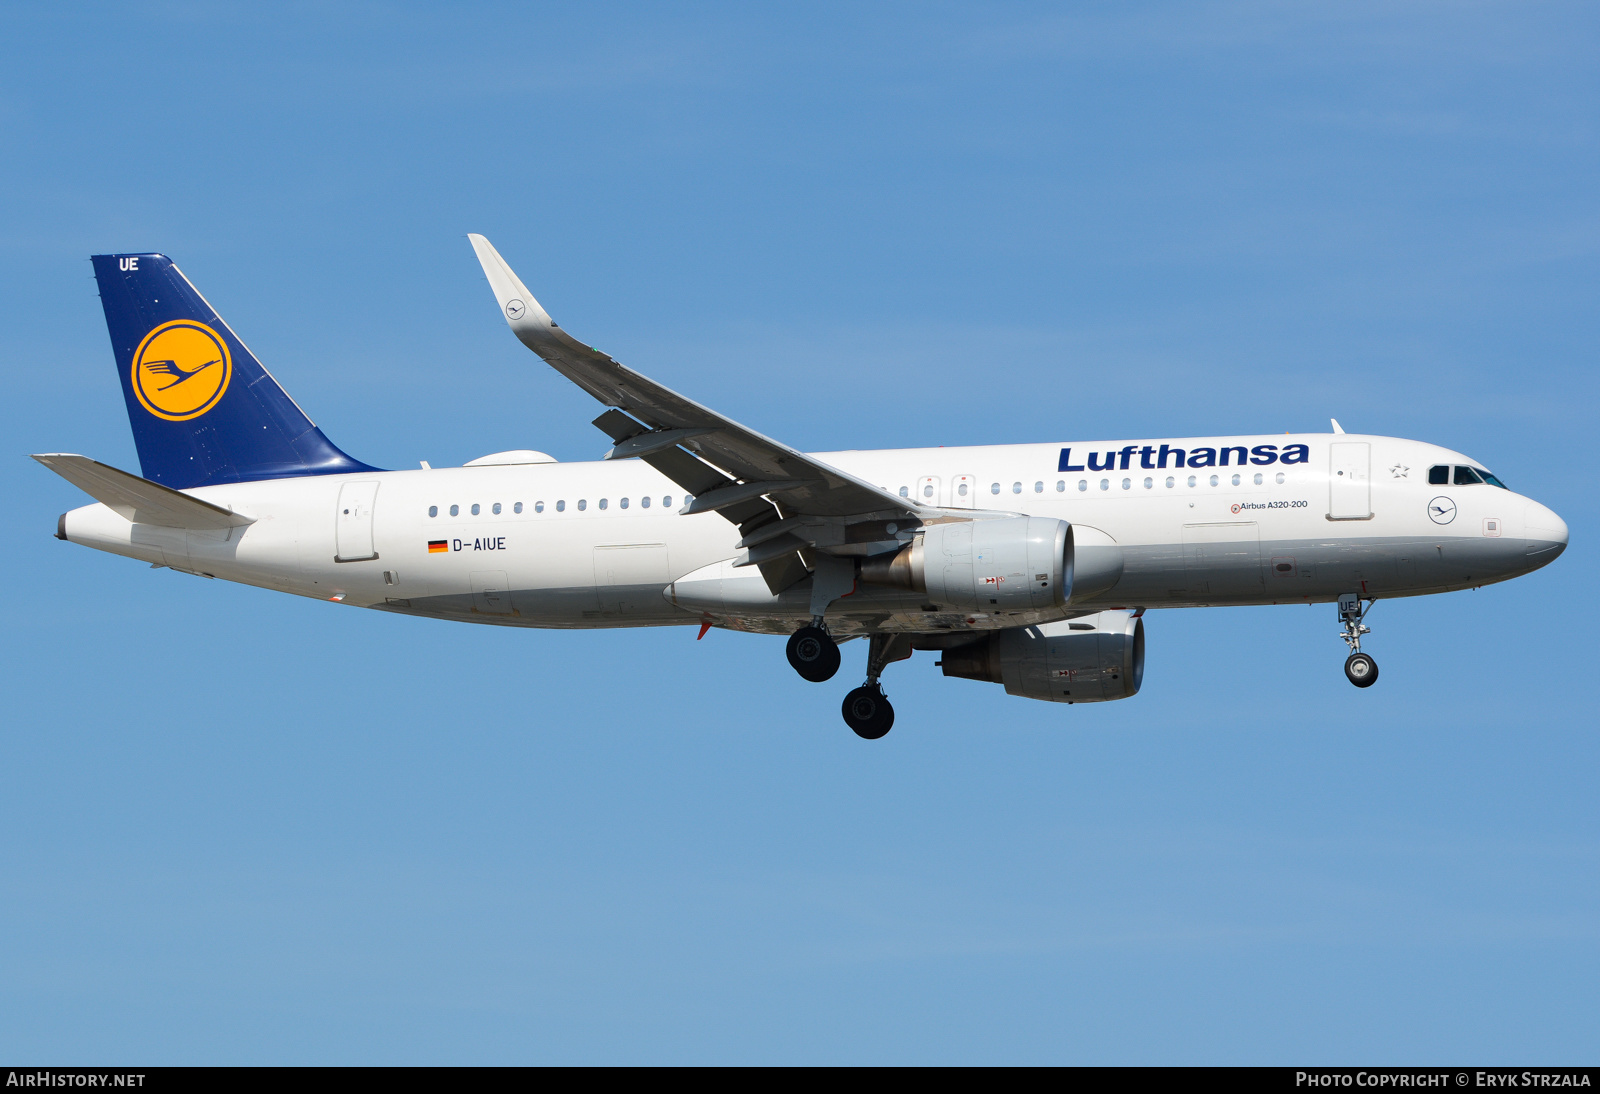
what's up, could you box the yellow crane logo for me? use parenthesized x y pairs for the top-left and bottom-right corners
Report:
(130, 320), (232, 421)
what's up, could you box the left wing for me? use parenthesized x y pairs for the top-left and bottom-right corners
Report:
(468, 234), (930, 591)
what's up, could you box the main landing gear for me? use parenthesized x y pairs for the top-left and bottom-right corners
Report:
(1338, 592), (1379, 688)
(840, 634), (913, 740)
(786, 620), (840, 682)
(785, 623), (913, 739)
(841, 685), (893, 740)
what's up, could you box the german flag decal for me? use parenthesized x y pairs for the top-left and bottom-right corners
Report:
(428, 540), (448, 554)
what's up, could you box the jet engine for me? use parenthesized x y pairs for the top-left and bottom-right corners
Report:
(937, 610), (1145, 703)
(859, 516), (1071, 612)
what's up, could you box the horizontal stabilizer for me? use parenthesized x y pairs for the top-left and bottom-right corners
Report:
(31, 454), (255, 530)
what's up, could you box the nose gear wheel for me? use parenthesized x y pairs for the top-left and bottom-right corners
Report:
(1344, 652), (1378, 687)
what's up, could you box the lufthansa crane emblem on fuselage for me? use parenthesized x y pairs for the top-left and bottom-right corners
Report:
(130, 319), (233, 421)
(1427, 496), (1457, 525)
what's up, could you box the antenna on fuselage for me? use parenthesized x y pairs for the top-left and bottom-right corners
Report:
(1331, 418), (1346, 434)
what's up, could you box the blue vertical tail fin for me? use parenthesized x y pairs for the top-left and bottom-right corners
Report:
(91, 252), (379, 489)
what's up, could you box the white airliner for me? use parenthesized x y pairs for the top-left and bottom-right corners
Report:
(37, 237), (1569, 738)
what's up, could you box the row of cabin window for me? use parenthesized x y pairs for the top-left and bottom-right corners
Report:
(427, 496), (687, 518)
(1428, 465), (1508, 488)
(897, 472), (1289, 500)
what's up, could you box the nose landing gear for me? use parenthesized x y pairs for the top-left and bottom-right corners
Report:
(1337, 593), (1379, 688)
(841, 634), (913, 739)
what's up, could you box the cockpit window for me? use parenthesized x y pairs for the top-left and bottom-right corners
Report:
(1428, 465), (1449, 485)
(1453, 466), (1483, 486)
(1477, 469), (1508, 489)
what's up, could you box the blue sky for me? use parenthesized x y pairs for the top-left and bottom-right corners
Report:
(1, 2), (1595, 1063)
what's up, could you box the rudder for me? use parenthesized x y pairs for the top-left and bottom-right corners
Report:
(91, 253), (377, 489)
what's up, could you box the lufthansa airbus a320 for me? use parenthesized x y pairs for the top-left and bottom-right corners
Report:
(35, 239), (1569, 738)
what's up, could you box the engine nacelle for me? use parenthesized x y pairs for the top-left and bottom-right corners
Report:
(860, 516), (1071, 612)
(939, 610), (1145, 703)
(1067, 524), (1124, 602)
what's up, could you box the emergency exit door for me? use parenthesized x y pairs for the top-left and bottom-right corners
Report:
(1328, 442), (1372, 521)
(950, 475), (976, 509)
(335, 481), (380, 561)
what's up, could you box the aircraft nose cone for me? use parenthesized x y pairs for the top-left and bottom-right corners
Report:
(1523, 499), (1568, 563)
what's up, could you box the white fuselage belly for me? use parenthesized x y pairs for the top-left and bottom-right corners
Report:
(60, 433), (1564, 636)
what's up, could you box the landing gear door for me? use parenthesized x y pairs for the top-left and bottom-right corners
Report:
(1182, 521), (1264, 599)
(1328, 442), (1372, 520)
(593, 544), (670, 615)
(335, 481), (380, 561)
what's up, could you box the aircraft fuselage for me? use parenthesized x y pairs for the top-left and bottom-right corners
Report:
(59, 432), (1567, 637)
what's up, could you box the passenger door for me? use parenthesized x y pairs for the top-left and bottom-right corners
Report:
(1328, 442), (1372, 520)
(335, 481), (380, 561)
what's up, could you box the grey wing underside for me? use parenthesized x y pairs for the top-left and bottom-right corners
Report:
(467, 234), (926, 593)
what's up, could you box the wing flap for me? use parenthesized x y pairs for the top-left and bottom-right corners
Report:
(591, 407), (800, 589)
